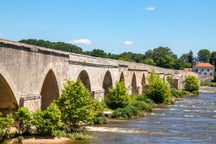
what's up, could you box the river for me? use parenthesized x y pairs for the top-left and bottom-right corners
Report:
(71, 92), (216, 144)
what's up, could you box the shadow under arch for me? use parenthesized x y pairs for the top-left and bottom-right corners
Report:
(119, 72), (125, 82)
(0, 70), (19, 115)
(131, 73), (138, 95)
(40, 69), (59, 110)
(103, 71), (113, 96)
(141, 73), (146, 93)
(77, 70), (91, 92)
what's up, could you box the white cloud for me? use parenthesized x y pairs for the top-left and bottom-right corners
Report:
(0, 32), (3, 36)
(69, 39), (92, 45)
(124, 40), (133, 46)
(145, 6), (155, 11)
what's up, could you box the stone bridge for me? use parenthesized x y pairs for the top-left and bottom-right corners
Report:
(0, 39), (196, 113)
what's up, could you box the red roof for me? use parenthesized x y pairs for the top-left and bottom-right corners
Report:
(184, 68), (192, 71)
(195, 62), (214, 67)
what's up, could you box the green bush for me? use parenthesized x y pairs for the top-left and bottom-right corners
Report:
(16, 107), (32, 135)
(132, 101), (152, 112)
(170, 88), (187, 97)
(32, 102), (62, 136)
(105, 81), (130, 109)
(93, 117), (107, 125)
(184, 75), (200, 93)
(0, 113), (14, 143)
(145, 70), (171, 104)
(112, 105), (141, 118)
(56, 80), (95, 132)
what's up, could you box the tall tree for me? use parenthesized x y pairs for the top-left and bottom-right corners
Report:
(210, 51), (216, 67)
(188, 50), (195, 66)
(147, 46), (177, 69)
(197, 49), (211, 62)
(56, 80), (94, 132)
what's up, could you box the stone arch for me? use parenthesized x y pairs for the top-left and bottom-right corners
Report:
(0, 67), (19, 114)
(103, 71), (113, 95)
(77, 70), (91, 92)
(119, 72), (125, 82)
(131, 73), (138, 95)
(40, 69), (59, 110)
(141, 73), (146, 93)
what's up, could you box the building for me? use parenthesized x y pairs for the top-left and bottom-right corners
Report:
(193, 62), (214, 75)
(193, 62), (215, 82)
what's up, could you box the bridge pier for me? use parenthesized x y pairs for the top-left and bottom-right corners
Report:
(20, 94), (41, 112)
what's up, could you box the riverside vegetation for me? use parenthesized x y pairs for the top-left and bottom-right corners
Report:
(0, 70), (200, 143)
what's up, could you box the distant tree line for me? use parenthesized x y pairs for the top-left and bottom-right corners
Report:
(19, 39), (216, 70)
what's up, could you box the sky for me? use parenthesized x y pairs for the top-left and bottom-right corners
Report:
(0, 0), (216, 57)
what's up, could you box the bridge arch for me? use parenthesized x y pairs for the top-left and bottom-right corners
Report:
(0, 66), (19, 114)
(119, 72), (125, 82)
(40, 69), (59, 110)
(141, 73), (146, 93)
(77, 70), (91, 92)
(131, 73), (138, 95)
(103, 71), (113, 95)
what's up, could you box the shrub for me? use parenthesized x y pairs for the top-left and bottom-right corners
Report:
(132, 101), (152, 112)
(56, 80), (95, 132)
(112, 105), (140, 118)
(16, 107), (32, 135)
(105, 81), (130, 109)
(32, 102), (62, 136)
(145, 70), (171, 103)
(0, 113), (14, 143)
(93, 117), (107, 125)
(184, 75), (200, 93)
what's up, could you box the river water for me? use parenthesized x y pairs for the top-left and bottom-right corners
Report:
(71, 93), (216, 144)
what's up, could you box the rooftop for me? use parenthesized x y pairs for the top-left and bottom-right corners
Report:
(194, 62), (214, 67)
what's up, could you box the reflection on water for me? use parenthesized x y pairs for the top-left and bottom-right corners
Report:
(69, 93), (216, 144)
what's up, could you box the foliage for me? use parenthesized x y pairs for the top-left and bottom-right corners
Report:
(19, 39), (83, 54)
(143, 57), (156, 65)
(145, 70), (171, 103)
(32, 102), (62, 136)
(166, 76), (174, 88)
(170, 88), (188, 98)
(197, 49), (211, 62)
(131, 101), (152, 112)
(105, 81), (131, 109)
(93, 117), (107, 125)
(92, 100), (107, 116)
(16, 107), (32, 135)
(112, 105), (141, 118)
(210, 51), (216, 67)
(0, 113), (14, 143)
(184, 75), (200, 93)
(201, 81), (216, 87)
(56, 80), (95, 132)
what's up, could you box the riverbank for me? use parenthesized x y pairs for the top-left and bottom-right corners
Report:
(199, 86), (216, 93)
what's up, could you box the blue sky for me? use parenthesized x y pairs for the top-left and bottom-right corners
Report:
(0, 0), (216, 57)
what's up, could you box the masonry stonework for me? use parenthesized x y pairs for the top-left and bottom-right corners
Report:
(0, 39), (197, 113)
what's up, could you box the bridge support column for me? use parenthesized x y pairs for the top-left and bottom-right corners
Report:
(137, 85), (143, 95)
(20, 94), (41, 112)
(91, 88), (105, 101)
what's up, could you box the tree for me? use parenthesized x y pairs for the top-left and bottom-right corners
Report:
(0, 113), (14, 143)
(88, 49), (108, 58)
(105, 81), (130, 109)
(210, 51), (216, 67)
(197, 49), (211, 62)
(32, 102), (62, 136)
(188, 50), (194, 66)
(145, 70), (171, 103)
(184, 75), (200, 93)
(56, 80), (94, 132)
(145, 46), (177, 69)
(143, 57), (155, 66)
(16, 107), (32, 135)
